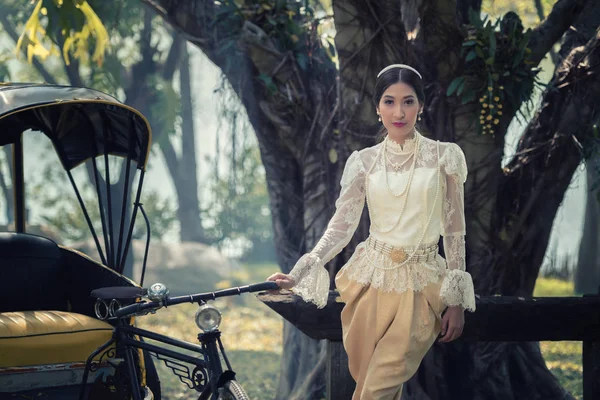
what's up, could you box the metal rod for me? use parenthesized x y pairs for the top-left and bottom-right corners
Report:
(119, 170), (145, 274)
(116, 115), (136, 270)
(117, 157), (132, 270)
(217, 335), (232, 371)
(124, 345), (143, 400)
(91, 156), (111, 267)
(121, 337), (206, 367)
(102, 115), (115, 268)
(121, 325), (206, 353)
(138, 203), (151, 286)
(66, 168), (107, 265)
(12, 136), (25, 232)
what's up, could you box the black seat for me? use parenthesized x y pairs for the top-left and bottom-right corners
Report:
(0, 232), (67, 313)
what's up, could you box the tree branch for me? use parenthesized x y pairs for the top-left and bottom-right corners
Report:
(528, 0), (589, 65)
(486, 26), (600, 296)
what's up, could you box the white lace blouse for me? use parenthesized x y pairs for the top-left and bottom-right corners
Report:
(288, 132), (476, 312)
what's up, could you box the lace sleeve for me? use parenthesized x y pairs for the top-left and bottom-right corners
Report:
(439, 143), (476, 312)
(289, 151), (366, 308)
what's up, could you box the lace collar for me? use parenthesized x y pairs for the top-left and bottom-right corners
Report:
(385, 131), (420, 154)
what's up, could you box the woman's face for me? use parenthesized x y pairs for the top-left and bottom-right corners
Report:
(377, 82), (422, 139)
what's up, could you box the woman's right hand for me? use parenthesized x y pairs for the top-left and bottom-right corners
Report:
(266, 272), (296, 290)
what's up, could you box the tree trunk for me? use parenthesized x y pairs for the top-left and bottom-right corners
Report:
(165, 39), (206, 243)
(576, 164), (600, 294)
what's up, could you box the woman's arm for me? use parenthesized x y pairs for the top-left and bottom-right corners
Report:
(439, 143), (476, 313)
(275, 151), (367, 308)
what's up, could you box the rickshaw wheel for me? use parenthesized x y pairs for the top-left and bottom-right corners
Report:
(217, 380), (249, 400)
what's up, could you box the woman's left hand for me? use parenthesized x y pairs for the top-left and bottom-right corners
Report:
(438, 306), (464, 343)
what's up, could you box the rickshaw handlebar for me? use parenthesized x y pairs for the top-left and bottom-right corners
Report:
(114, 281), (279, 318)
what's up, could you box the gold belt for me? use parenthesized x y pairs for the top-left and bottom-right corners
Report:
(366, 237), (438, 264)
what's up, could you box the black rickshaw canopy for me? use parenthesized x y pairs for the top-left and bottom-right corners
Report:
(0, 83), (151, 170)
(0, 83), (154, 278)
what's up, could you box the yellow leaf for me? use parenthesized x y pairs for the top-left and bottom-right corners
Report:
(328, 148), (338, 164)
(76, 1), (110, 66)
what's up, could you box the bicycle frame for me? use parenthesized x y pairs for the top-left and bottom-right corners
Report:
(80, 323), (233, 400)
(81, 281), (277, 400)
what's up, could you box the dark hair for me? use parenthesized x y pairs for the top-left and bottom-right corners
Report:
(373, 67), (425, 107)
(373, 67), (426, 141)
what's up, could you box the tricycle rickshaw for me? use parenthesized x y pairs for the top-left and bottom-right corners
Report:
(0, 83), (276, 400)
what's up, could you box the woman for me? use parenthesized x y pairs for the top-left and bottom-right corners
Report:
(267, 64), (476, 400)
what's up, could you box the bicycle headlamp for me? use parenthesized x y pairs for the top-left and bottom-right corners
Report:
(195, 303), (222, 332)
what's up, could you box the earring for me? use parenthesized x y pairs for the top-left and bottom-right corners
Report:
(418, 113), (422, 121)
(378, 114), (381, 122)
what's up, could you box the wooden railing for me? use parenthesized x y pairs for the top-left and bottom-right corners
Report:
(257, 291), (600, 400)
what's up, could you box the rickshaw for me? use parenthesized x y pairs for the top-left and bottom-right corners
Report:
(0, 83), (276, 400)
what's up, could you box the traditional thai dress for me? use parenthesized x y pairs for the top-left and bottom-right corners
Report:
(288, 132), (476, 400)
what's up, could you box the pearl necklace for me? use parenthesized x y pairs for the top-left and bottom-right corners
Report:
(364, 139), (442, 269)
(365, 137), (418, 234)
(382, 135), (420, 197)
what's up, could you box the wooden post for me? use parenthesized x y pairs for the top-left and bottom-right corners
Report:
(327, 340), (355, 400)
(583, 290), (600, 400)
(582, 340), (600, 399)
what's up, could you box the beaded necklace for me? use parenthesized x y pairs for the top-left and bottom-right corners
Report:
(364, 139), (442, 269)
(365, 133), (420, 232)
(382, 135), (420, 197)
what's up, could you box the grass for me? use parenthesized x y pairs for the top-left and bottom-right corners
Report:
(534, 277), (582, 400)
(136, 264), (583, 400)
(136, 262), (283, 399)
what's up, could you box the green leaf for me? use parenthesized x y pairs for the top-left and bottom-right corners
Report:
(258, 74), (277, 94)
(457, 78), (466, 96)
(462, 40), (476, 47)
(466, 50), (477, 62)
(485, 56), (494, 65)
(446, 76), (464, 97)
(475, 46), (484, 58)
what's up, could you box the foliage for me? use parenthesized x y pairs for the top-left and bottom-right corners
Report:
(540, 341), (582, 400)
(4, 1), (203, 244)
(29, 154), (177, 243)
(213, 0), (336, 95)
(481, 0), (557, 28)
(533, 277), (575, 297)
(447, 9), (542, 135)
(202, 145), (275, 262)
(17, 0), (109, 66)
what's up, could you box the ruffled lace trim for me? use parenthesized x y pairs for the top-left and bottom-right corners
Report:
(385, 133), (418, 154)
(338, 242), (446, 293)
(439, 269), (476, 312)
(288, 253), (330, 309)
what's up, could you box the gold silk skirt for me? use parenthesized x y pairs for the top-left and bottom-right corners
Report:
(335, 270), (447, 400)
